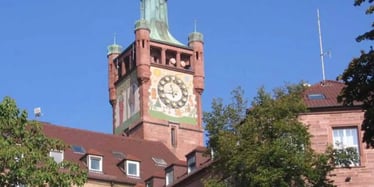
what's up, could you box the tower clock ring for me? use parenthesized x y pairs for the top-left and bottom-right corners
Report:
(157, 75), (189, 109)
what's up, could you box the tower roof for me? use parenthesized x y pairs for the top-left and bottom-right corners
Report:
(138, 0), (184, 46)
(107, 34), (123, 55)
(188, 32), (204, 43)
(107, 44), (123, 55)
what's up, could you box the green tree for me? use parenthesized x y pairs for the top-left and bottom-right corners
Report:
(0, 96), (87, 186)
(204, 85), (335, 187)
(338, 1), (374, 147)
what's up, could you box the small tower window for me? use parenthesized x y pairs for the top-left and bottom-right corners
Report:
(124, 56), (130, 74)
(166, 50), (177, 67)
(151, 47), (161, 64)
(116, 60), (123, 78)
(171, 127), (177, 147)
(181, 54), (191, 70)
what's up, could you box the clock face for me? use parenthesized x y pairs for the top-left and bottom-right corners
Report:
(158, 75), (189, 109)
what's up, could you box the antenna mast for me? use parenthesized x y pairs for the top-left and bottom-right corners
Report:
(317, 9), (326, 82)
(113, 32), (117, 45)
(194, 19), (197, 32)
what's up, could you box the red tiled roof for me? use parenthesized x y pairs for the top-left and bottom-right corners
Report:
(165, 160), (186, 170)
(171, 159), (213, 187)
(147, 171), (165, 179)
(41, 122), (180, 185)
(85, 148), (103, 156)
(125, 154), (141, 162)
(303, 80), (345, 108)
(190, 146), (206, 154)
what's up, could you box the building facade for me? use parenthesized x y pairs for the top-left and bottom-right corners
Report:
(300, 80), (374, 187)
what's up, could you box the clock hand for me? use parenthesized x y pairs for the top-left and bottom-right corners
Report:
(164, 91), (173, 94)
(169, 84), (176, 98)
(169, 84), (173, 91)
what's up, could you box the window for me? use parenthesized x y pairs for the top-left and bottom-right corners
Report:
(88, 155), (103, 172)
(152, 157), (167, 167)
(49, 150), (64, 163)
(333, 127), (360, 166)
(187, 155), (196, 174)
(165, 168), (174, 186)
(112, 151), (125, 160)
(171, 127), (177, 147)
(126, 160), (140, 177)
(71, 145), (86, 154)
(146, 180), (153, 187)
(307, 93), (326, 100)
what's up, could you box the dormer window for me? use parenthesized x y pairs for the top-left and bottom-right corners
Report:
(165, 168), (174, 186)
(146, 180), (153, 187)
(88, 155), (103, 172)
(187, 155), (196, 174)
(126, 160), (140, 177)
(49, 150), (64, 163)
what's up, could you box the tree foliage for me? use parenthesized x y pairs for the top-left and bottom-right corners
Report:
(338, 1), (374, 147)
(0, 96), (87, 186)
(204, 85), (335, 187)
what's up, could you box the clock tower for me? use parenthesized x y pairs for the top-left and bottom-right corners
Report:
(107, 0), (205, 160)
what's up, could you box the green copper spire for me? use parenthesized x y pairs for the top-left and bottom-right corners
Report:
(188, 20), (204, 43)
(107, 33), (123, 55)
(137, 0), (184, 46)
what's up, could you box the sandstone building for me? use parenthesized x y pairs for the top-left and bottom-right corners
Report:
(300, 80), (374, 187)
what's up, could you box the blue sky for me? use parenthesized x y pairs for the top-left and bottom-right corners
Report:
(0, 1), (371, 134)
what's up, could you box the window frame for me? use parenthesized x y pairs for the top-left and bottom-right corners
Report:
(332, 127), (361, 166)
(88, 155), (103, 172)
(146, 180), (153, 187)
(126, 160), (140, 177)
(171, 127), (177, 147)
(71, 145), (86, 154)
(49, 150), (64, 163)
(187, 155), (196, 174)
(307, 93), (326, 100)
(165, 168), (174, 186)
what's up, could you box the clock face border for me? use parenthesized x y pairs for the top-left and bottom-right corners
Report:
(148, 67), (198, 125)
(157, 75), (188, 109)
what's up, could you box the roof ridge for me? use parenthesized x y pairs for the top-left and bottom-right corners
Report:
(41, 121), (115, 136)
(41, 121), (174, 146)
(319, 79), (344, 85)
